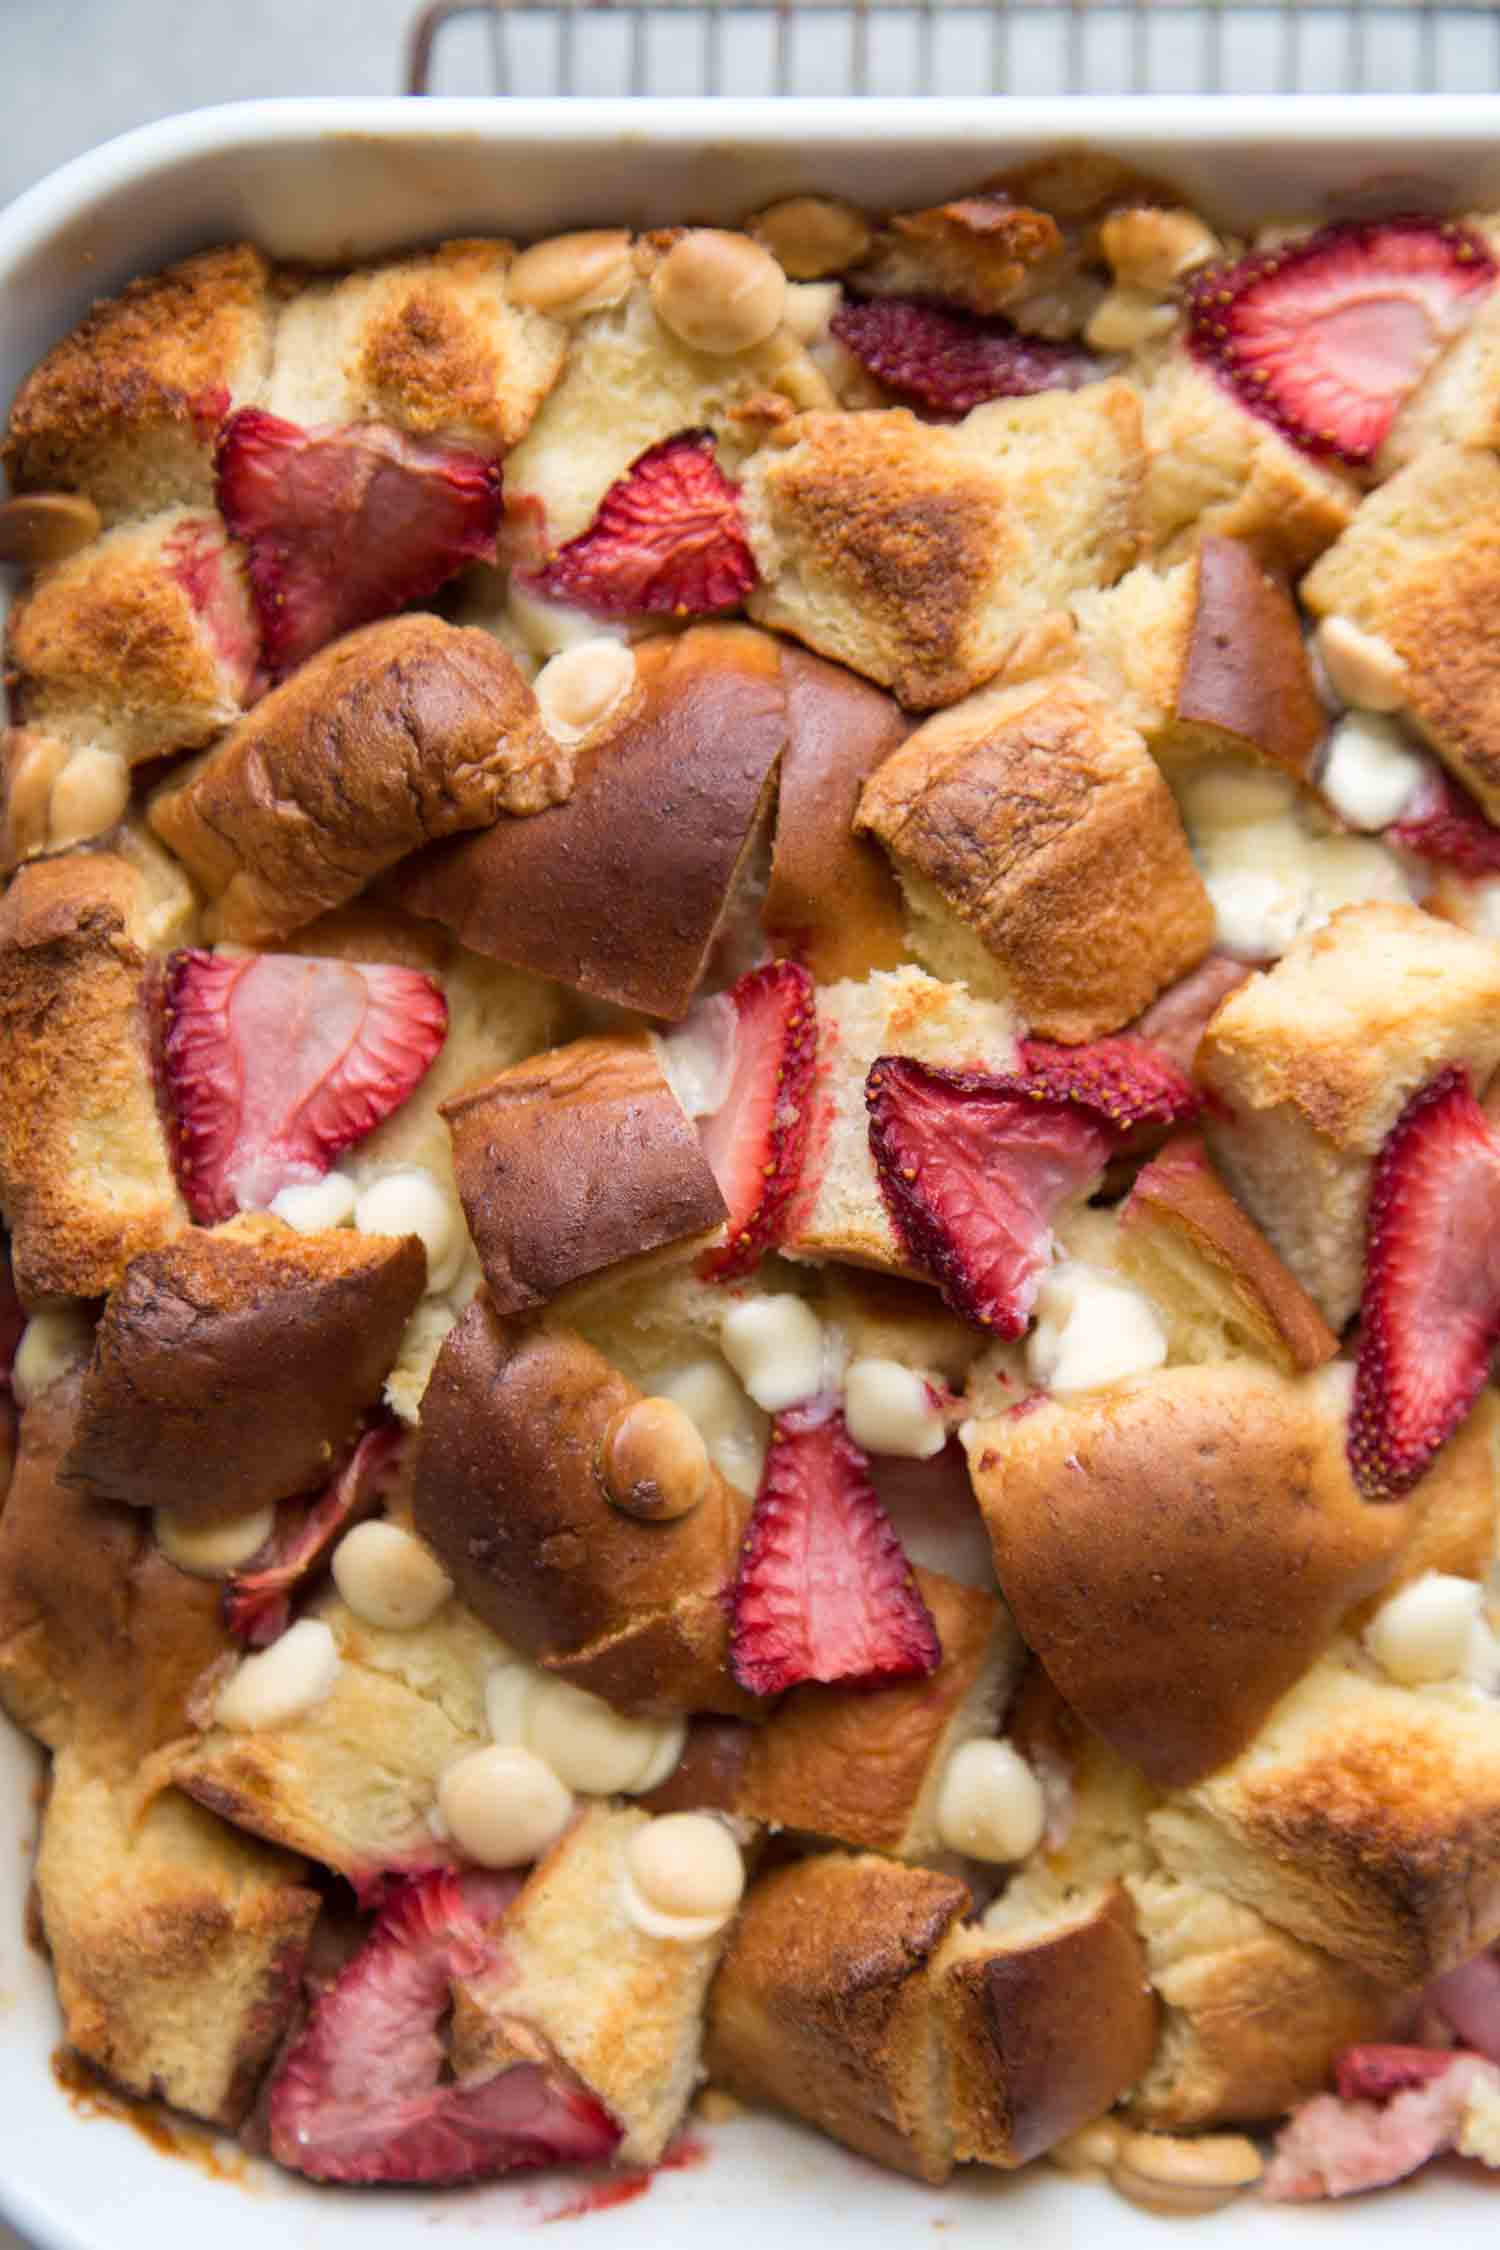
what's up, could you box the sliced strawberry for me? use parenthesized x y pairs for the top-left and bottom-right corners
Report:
(830, 296), (1102, 415)
(1336, 2045), (1463, 2103)
(1350, 1066), (1500, 1499)
(216, 407), (504, 678)
(162, 949), (448, 1224)
(269, 1869), (621, 2184)
(160, 514), (263, 703)
(865, 1057), (1111, 1336)
(1391, 765), (1500, 878)
(225, 1422), (406, 1647)
(1264, 2054), (1498, 2201)
(1187, 217), (1496, 467)
(1015, 1035), (1201, 1132)
(531, 431), (756, 617)
(697, 961), (818, 1282)
(729, 1398), (940, 1697)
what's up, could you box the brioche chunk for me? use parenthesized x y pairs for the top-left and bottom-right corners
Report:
(268, 240), (566, 453)
(1302, 446), (1500, 821)
(37, 1750), (318, 2127)
(742, 383), (1145, 710)
(0, 852), (187, 1302)
(3, 245), (275, 517)
(1198, 903), (1500, 1327)
(965, 1361), (1408, 1788)
(150, 616), (567, 945)
(857, 674), (1213, 1040)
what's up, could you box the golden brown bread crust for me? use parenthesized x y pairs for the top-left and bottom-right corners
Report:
(857, 673), (1214, 1043)
(937, 1886), (1157, 2166)
(965, 1362), (1409, 1789)
(705, 1852), (970, 2182)
(37, 1750), (319, 2129)
(149, 615), (568, 945)
(854, 194), (1065, 317)
(1173, 537), (1327, 778)
(63, 1222), (426, 1525)
(0, 852), (186, 1302)
(388, 625), (786, 1021)
(412, 1304), (754, 1717)
(443, 1033), (725, 1315)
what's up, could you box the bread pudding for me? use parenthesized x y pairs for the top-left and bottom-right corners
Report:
(7, 160), (1500, 2217)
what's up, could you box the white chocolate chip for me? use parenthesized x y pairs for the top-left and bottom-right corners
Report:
(525, 1676), (681, 1796)
(507, 230), (635, 319)
(650, 231), (787, 356)
(621, 1812), (744, 1942)
(781, 280), (842, 346)
(937, 1738), (1046, 1865)
(485, 1661), (536, 1745)
(1084, 286), (1177, 353)
(630, 1722), (688, 1795)
(749, 197), (872, 280)
(507, 580), (629, 661)
(720, 1297), (826, 1412)
(437, 1745), (575, 1869)
(1111, 2130), (1263, 2215)
(1048, 2119), (1125, 2175)
(656, 1358), (767, 1495)
(1364, 1571), (1487, 1686)
(1316, 616), (1408, 714)
(654, 995), (737, 1121)
(1026, 1264), (1167, 1396)
(843, 1358), (946, 1459)
(270, 1172), (357, 1233)
(216, 1619), (341, 1732)
(155, 1503), (275, 1579)
(11, 1306), (94, 1407)
(48, 746), (129, 848)
(331, 1520), (453, 1631)
(1098, 206), (1220, 292)
(599, 1397), (712, 1521)
(1319, 713), (1425, 832)
(355, 1169), (465, 1293)
(534, 638), (636, 745)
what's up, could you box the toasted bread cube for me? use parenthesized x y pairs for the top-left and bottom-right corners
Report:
(1197, 902), (1500, 1327)
(1142, 352), (1355, 574)
(742, 384), (1145, 711)
(781, 966), (1020, 1275)
(851, 192), (1067, 319)
(1303, 445), (1500, 822)
(4, 246), (275, 518)
(1149, 1646), (1500, 1984)
(36, 1750), (318, 2127)
(857, 673), (1213, 1040)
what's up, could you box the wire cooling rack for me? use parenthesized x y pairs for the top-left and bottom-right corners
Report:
(406, 0), (1500, 97)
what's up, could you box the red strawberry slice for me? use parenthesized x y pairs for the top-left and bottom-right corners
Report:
(160, 514), (263, 703)
(1336, 2045), (1465, 2103)
(1187, 217), (1496, 467)
(216, 408), (504, 679)
(1264, 2055), (1497, 2202)
(1015, 1035), (1201, 1132)
(1350, 1065), (1500, 1499)
(729, 1397), (940, 1697)
(865, 1057), (1112, 1336)
(830, 296), (1102, 416)
(162, 949), (448, 1224)
(225, 1422), (406, 1647)
(697, 961), (818, 1282)
(269, 1869), (621, 2184)
(1391, 765), (1500, 878)
(531, 430), (756, 617)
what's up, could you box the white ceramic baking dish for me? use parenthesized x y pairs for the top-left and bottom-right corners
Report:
(5, 90), (1500, 2250)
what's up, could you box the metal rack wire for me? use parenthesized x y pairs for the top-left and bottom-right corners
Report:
(407, 0), (1500, 98)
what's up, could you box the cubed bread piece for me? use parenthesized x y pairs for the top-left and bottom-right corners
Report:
(1197, 902), (1500, 1327)
(1123, 1868), (1406, 2132)
(36, 1749), (319, 2128)
(1119, 1133), (1339, 1375)
(443, 1033), (725, 1315)
(387, 625), (785, 1022)
(1302, 445), (1500, 822)
(636, 1717), (754, 1818)
(964, 1361), (1409, 1789)
(1071, 538), (1327, 780)
(782, 966), (1020, 1273)
(856, 673), (1214, 1040)
(268, 239), (566, 453)
(1149, 1645), (1500, 1984)
(761, 645), (910, 982)
(1142, 351), (1356, 573)
(7, 508), (257, 768)
(453, 1803), (730, 2165)
(149, 615), (568, 946)
(738, 1572), (1022, 1856)
(937, 1883), (1157, 2166)
(851, 192), (1066, 318)
(63, 1221), (425, 1525)
(0, 1371), (233, 1763)
(4, 245), (275, 517)
(1380, 281), (1500, 472)
(742, 384), (1145, 710)
(820, 1265), (986, 1389)
(1357, 1387), (1500, 1615)
(705, 1852), (970, 2182)
(412, 1305), (754, 1717)
(0, 851), (187, 1302)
